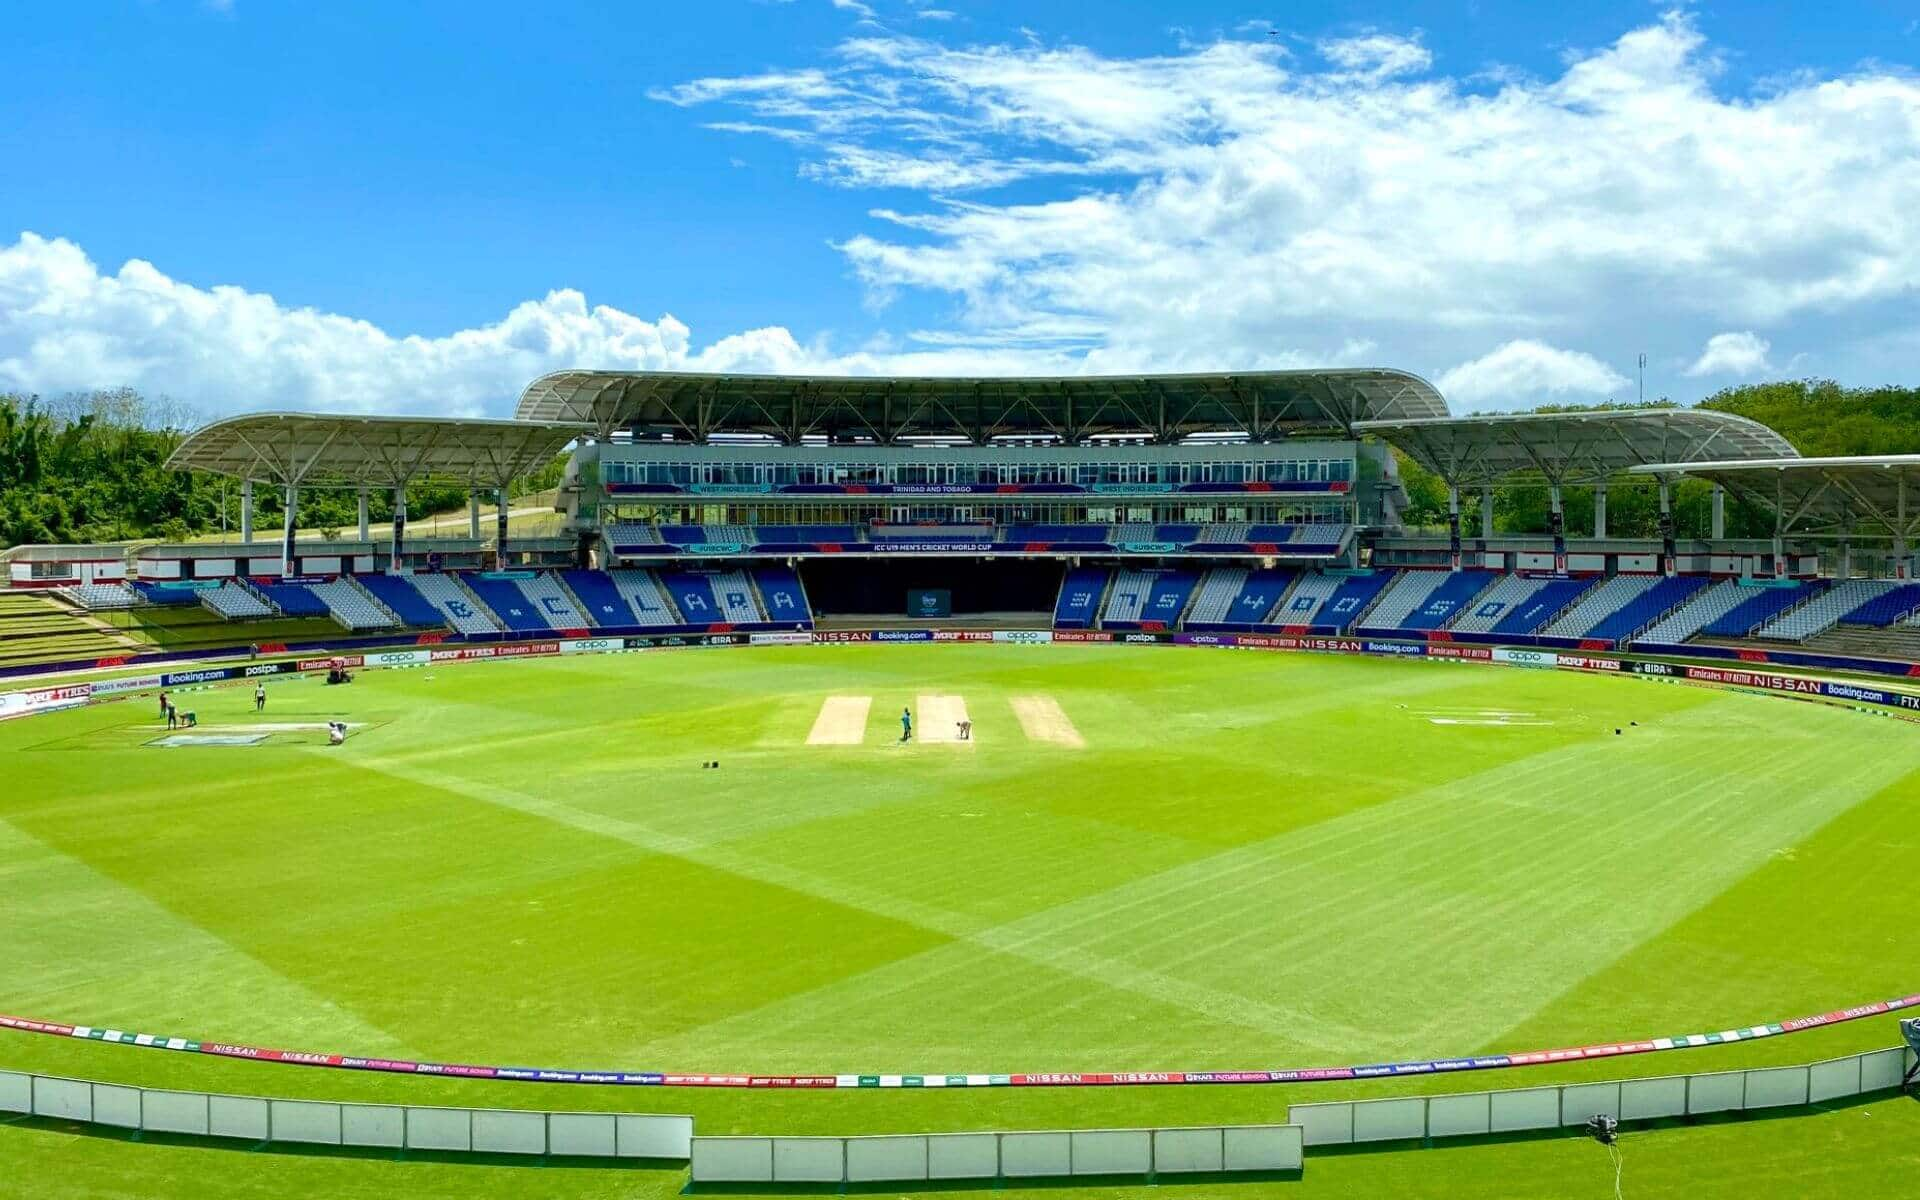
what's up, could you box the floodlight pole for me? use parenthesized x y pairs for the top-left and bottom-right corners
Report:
(1710, 485), (1726, 540)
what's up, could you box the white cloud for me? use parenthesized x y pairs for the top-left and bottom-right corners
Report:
(1685, 331), (1774, 377)
(0, 232), (1106, 417)
(662, 12), (1920, 399)
(1317, 32), (1432, 79)
(1436, 340), (1630, 410)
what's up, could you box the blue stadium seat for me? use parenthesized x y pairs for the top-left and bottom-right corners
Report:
(463, 575), (553, 633)
(1698, 581), (1825, 638)
(1398, 571), (1498, 631)
(752, 566), (812, 624)
(561, 570), (638, 627)
(1584, 575), (1709, 643)
(252, 581), (331, 617)
(1491, 577), (1595, 635)
(355, 574), (446, 627)
(1053, 567), (1107, 628)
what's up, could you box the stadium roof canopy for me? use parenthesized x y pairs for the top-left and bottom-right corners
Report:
(1354, 409), (1798, 488)
(165, 413), (593, 489)
(513, 369), (1450, 443)
(1628, 455), (1920, 541)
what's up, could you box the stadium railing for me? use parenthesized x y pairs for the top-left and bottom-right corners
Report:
(1287, 1044), (1915, 1147)
(690, 1124), (1305, 1183)
(0, 1068), (691, 1160)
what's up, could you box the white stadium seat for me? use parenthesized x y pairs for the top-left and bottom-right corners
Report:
(517, 573), (590, 628)
(309, 577), (397, 630)
(201, 582), (273, 619)
(610, 569), (683, 627)
(1184, 567), (1249, 624)
(1446, 574), (1543, 633)
(1354, 570), (1447, 630)
(1541, 575), (1658, 638)
(1639, 579), (1744, 643)
(1755, 579), (1897, 641)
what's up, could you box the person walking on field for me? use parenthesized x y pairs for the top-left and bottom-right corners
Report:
(255, 682), (267, 712)
(900, 706), (912, 743)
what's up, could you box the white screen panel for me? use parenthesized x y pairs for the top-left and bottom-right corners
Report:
(269, 1100), (341, 1145)
(926, 1133), (999, 1179)
(1686, 1072), (1745, 1114)
(1152, 1128), (1223, 1173)
(1560, 1082), (1621, 1125)
(691, 1137), (774, 1182)
(1289, 1102), (1353, 1146)
(405, 1107), (472, 1151)
(340, 1104), (404, 1148)
(1426, 1092), (1491, 1138)
(999, 1131), (1072, 1177)
(615, 1113), (693, 1159)
(141, 1090), (210, 1135)
(773, 1137), (845, 1182)
(1222, 1125), (1302, 1172)
(0, 1072), (28, 1114)
(1619, 1076), (1686, 1120)
(1489, 1087), (1559, 1132)
(91, 1084), (141, 1129)
(549, 1113), (617, 1157)
(209, 1095), (269, 1141)
(472, 1110), (546, 1156)
(32, 1076), (91, 1121)
(1742, 1066), (1808, 1110)
(1859, 1048), (1906, 1093)
(1352, 1097), (1425, 1143)
(1069, 1129), (1151, 1176)
(845, 1135), (928, 1182)
(1808, 1056), (1862, 1103)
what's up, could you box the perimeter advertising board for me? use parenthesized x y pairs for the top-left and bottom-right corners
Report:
(0, 682), (90, 720)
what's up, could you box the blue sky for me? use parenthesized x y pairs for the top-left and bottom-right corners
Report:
(1, 2), (1916, 417)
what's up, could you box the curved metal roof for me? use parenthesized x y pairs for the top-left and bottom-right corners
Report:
(514, 368), (1450, 442)
(1627, 455), (1920, 540)
(1355, 409), (1799, 487)
(165, 412), (593, 488)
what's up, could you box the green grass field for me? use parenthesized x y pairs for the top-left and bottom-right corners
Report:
(4, 644), (1918, 1197)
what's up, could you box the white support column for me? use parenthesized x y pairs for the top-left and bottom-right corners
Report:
(1840, 540), (1853, 579)
(469, 491), (482, 541)
(1481, 489), (1495, 538)
(1710, 485), (1726, 540)
(357, 488), (370, 542)
(1548, 483), (1566, 571)
(496, 487), (510, 567)
(280, 484), (299, 578)
(1898, 477), (1910, 580)
(1658, 481), (1675, 577)
(1592, 484), (1608, 539)
(390, 486), (408, 574)
(1447, 484), (1462, 571)
(240, 480), (254, 543)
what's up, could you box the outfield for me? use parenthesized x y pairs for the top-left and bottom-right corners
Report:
(3, 643), (1919, 1196)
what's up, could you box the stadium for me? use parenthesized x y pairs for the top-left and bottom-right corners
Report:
(3, 366), (1919, 1199)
